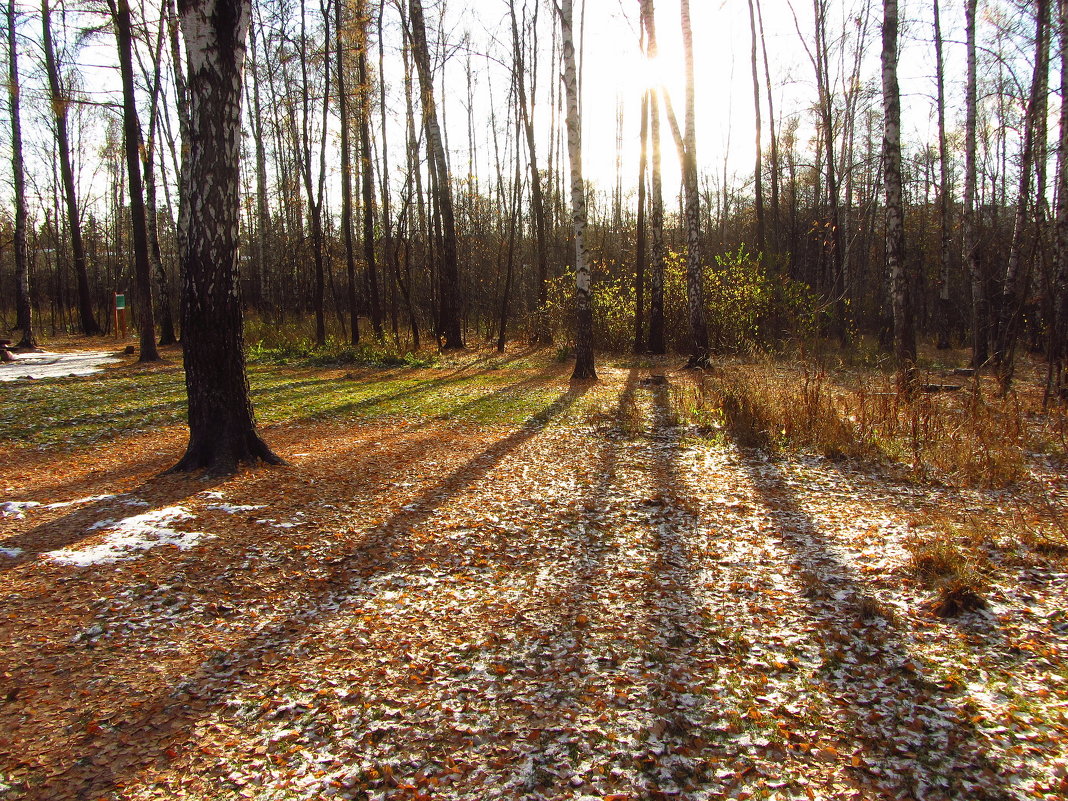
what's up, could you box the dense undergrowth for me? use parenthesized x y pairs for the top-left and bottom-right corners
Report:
(665, 356), (1066, 489)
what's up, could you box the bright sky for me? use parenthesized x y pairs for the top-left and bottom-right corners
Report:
(3, 0), (983, 219)
(431, 0), (969, 202)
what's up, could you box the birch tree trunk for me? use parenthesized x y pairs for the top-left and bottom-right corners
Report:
(1054, 0), (1068, 401)
(171, 0), (280, 474)
(639, 0), (666, 355)
(680, 0), (710, 367)
(882, 0), (915, 385)
(7, 0), (35, 349)
(41, 0), (101, 336)
(995, 0), (1049, 389)
(409, 0), (463, 349)
(112, 0), (160, 362)
(747, 0), (764, 251)
(933, 0), (951, 350)
(558, 0), (595, 379)
(964, 0), (986, 368)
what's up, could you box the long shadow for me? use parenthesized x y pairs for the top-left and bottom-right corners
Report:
(630, 381), (712, 795)
(0, 370), (561, 570)
(14, 384), (589, 799)
(281, 358), (562, 425)
(503, 369), (638, 794)
(2, 441), (180, 503)
(735, 447), (1014, 800)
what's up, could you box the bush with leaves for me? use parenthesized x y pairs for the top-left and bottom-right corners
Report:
(543, 248), (817, 354)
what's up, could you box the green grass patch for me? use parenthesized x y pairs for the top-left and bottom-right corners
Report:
(0, 360), (570, 451)
(247, 338), (438, 369)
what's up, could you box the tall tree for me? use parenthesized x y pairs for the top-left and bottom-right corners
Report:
(882, 0), (915, 384)
(356, 0), (383, 338)
(409, 0), (463, 349)
(747, 0), (764, 251)
(640, 0), (666, 354)
(678, 0), (710, 367)
(995, 0), (1050, 388)
(41, 0), (101, 335)
(933, 0), (951, 350)
(296, 0), (331, 346)
(171, 0), (280, 474)
(135, 3), (177, 345)
(558, 0), (595, 379)
(110, 0), (160, 362)
(755, 0), (779, 246)
(792, 0), (847, 341)
(509, 0), (551, 343)
(336, 0), (359, 343)
(1053, 0), (1068, 401)
(7, 0), (35, 349)
(964, 0), (986, 367)
(634, 88), (649, 353)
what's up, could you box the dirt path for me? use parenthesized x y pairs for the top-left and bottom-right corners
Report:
(0, 366), (1064, 800)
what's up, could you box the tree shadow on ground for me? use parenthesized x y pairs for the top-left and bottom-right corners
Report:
(9, 383), (590, 799)
(280, 358), (566, 426)
(500, 368), (638, 795)
(735, 448), (1015, 800)
(630, 381), (715, 797)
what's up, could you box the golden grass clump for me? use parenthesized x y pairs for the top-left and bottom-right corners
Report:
(667, 358), (1062, 488)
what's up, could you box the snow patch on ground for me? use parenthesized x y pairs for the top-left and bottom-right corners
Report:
(0, 350), (121, 381)
(1, 501), (41, 519)
(46, 506), (212, 566)
(207, 502), (266, 514)
(43, 494), (117, 509)
(0, 547), (24, 558)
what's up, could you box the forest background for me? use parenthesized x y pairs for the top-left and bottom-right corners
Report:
(0, 0), (1063, 391)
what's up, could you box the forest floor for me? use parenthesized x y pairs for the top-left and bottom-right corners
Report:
(0, 341), (1066, 801)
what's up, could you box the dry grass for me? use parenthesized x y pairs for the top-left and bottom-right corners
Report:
(668, 354), (1066, 488)
(904, 532), (990, 617)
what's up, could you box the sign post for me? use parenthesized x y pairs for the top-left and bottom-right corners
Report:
(114, 293), (127, 340)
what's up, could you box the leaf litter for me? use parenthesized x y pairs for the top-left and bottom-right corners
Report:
(0, 363), (1065, 800)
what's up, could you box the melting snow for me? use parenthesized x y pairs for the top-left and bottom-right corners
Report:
(207, 502), (266, 514)
(46, 506), (212, 566)
(0, 547), (23, 558)
(43, 494), (117, 509)
(1, 501), (41, 519)
(0, 351), (121, 381)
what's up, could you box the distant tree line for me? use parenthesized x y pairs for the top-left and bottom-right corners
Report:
(0, 0), (1065, 398)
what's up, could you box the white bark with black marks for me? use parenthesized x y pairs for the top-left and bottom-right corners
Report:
(172, 0), (280, 474)
(558, 0), (595, 379)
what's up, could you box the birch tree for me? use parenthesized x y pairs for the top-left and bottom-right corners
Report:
(881, 0), (915, 383)
(964, 0), (986, 367)
(171, 0), (281, 474)
(110, 0), (160, 361)
(7, 0), (35, 349)
(41, 0), (101, 336)
(557, 0), (595, 378)
(409, 0), (463, 349)
(639, 0), (666, 355)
